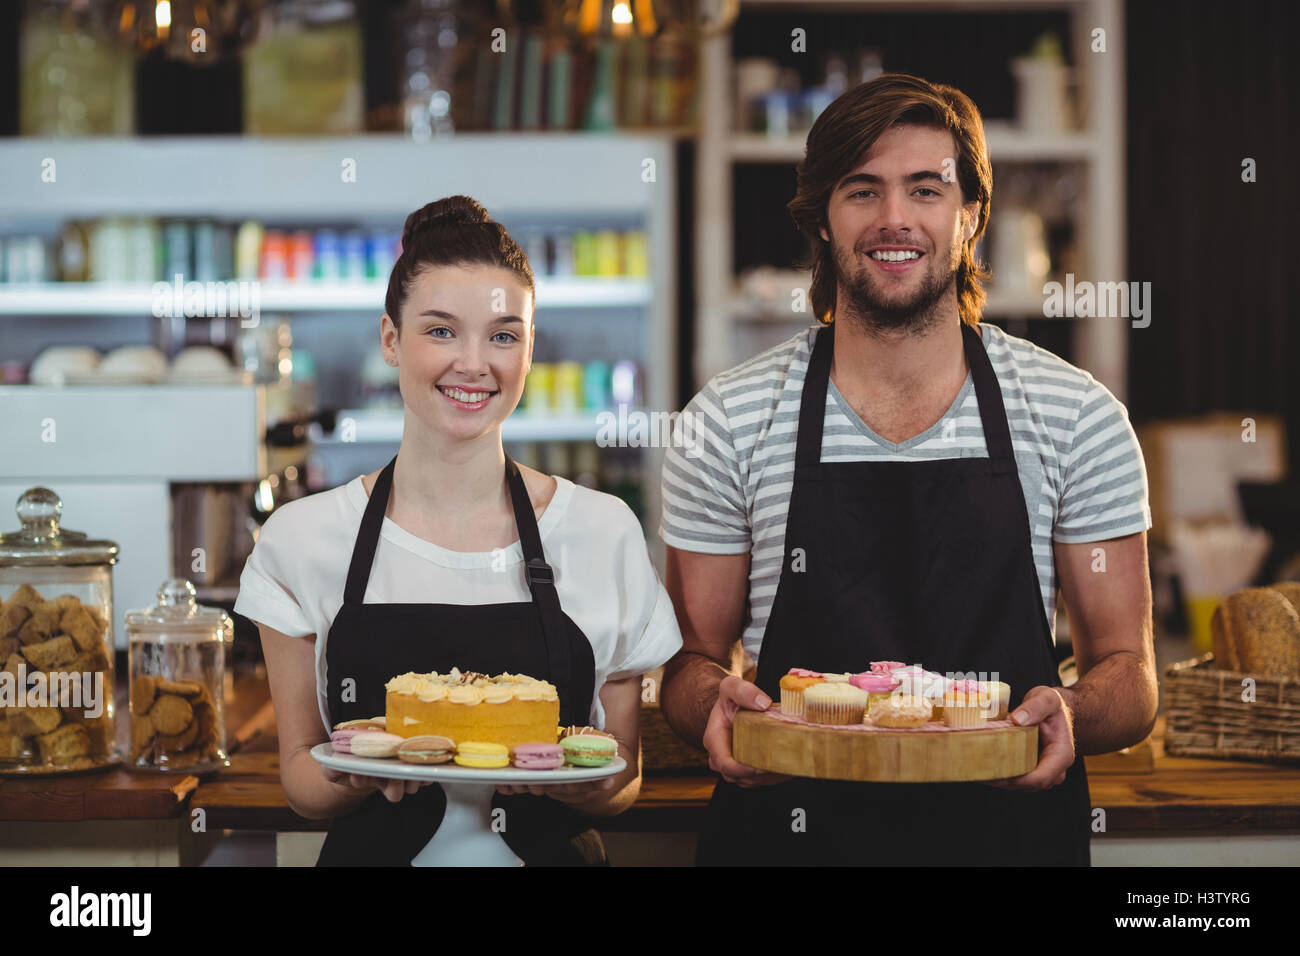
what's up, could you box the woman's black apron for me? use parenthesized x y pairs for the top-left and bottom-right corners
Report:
(696, 321), (1092, 866)
(316, 453), (606, 865)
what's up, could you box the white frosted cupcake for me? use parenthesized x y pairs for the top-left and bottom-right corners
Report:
(803, 683), (868, 725)
(869, 694), (933, 728)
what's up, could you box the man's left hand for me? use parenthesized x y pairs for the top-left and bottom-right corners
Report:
(984, 685), (1076, 790)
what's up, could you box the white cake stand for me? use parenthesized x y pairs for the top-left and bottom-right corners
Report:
(311, 743), (625, 866)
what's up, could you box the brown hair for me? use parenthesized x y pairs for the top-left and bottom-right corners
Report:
(384, 195), (535, 328)
(787, 73), (993, 327)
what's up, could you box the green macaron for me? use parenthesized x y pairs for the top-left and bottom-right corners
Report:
(561, 734), (617, 767)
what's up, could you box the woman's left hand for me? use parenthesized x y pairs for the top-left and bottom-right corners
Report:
(496, 777), (617, 803)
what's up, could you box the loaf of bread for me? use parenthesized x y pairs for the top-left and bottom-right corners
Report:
(1210, 585), (1300, 678)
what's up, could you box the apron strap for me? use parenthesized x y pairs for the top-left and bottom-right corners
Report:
(505, 454), (571, 692)
(343, 454), (396, 605)
(794, 321), (1016, 467)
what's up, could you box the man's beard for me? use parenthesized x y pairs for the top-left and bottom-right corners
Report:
(831, 236), (958, 336)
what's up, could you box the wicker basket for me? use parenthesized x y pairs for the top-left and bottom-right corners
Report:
(1163, 654), (1300, 763)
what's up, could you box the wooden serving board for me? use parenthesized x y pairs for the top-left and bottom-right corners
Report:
(732, 708), (1039, 783)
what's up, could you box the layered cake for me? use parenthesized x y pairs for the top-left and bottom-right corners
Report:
(385, 668), (559, 751)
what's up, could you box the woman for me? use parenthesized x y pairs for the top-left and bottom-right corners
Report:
(234, 195), (682, 865)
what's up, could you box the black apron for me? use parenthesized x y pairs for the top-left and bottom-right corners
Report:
(696, 321), (1092, 866)
(316, 453), (607, 866)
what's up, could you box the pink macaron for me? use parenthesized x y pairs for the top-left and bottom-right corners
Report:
(330, 729), (364, 753)
(511, 742), (565, 771)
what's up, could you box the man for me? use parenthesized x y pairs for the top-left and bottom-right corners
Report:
(659, 73), (1157, 865)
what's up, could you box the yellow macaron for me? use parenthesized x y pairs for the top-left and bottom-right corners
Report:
(452, 741), (510, 769)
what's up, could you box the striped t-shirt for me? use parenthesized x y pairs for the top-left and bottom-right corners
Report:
(659, 322), (1152, 664)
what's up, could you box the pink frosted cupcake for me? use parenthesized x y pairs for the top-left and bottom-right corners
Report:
(943, 679), (989, 729)
(778, 668), (824, 718)
(850, 673), (901, 716)
(870, 661), (906, 676)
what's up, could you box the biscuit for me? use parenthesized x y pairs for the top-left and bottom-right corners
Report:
(193, 699), (217, 745)
(36, 723), (90, 761)
(17, 604), (60, 645)
(149, 694), (193, 735)
(52, 594), (82, 614)
(85, 606), (107, 636)
(69, 650), (110, 674)
(0, 636), (18, 660)
(20, 635), (77, 671)
(3, 653), (25, 679)
(6, 584), (44, 611)
(9, 706), (63, 736)
(157, 717), (199, 753)
(60, 605), (104, 653)
(155, 678), (204, 699)
(131, 675), (158, 715)
(0, 730), (32, 760)
(131, 712), (156, 759)
(1, 602), (29, 640)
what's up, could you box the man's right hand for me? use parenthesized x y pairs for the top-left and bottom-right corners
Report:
(703, 676), (794, 787)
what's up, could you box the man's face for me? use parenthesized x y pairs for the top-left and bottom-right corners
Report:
(819, 123), (979, 333)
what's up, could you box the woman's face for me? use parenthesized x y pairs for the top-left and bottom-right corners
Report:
(382, 264), (535, 444)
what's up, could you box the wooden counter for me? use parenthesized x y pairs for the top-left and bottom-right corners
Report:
(5, 667), (1300, 854)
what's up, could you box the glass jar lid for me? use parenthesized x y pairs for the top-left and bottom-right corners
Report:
(125, 578), (233, 641)
(0, 487), (120, 567)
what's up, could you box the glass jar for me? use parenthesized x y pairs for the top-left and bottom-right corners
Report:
(0, 487), (121, 774)
(125, 579), (232, 773)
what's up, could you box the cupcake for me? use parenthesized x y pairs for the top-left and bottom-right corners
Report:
(891, 668), (948, 721)
(868, 694), (933, 728)
(869, 661), (906, 676)
(779, 668), (824, 717)
(803, 683), (868, 725)
(943, 680), (988, 729)
(849, 673), (900, 716)
(984, 681), (1011, 719)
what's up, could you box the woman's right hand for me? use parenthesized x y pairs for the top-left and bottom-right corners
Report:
(703, 675), (793, 787)
(321, 766), (433, 803)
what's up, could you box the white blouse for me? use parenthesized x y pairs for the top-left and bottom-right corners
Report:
(234, 474), (683, 734)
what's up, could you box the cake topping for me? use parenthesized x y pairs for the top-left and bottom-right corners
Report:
(447, 685), (484, 705)
(849, 673), (899, 693)
(822, 672), (851, 684)
(384, 672), (424, 695)
(415, 680), (448, 702)
(870, 661), (906, 675)
(787, 667), (824, 679)
(482, 685), (513, 704)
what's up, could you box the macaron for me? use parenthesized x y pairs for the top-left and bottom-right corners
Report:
(561, 734), (617, 767)
(397, 735), (455, 764)
(333, 717), (386, 732)
(512, 742), (565, 770)
(348, 731), (404, 758)
(329, 729), (366, 753)
(453, 741), (510, 769)
(559, 725), (617, 741)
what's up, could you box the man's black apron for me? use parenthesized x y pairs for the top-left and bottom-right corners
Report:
(696, 321), (1092, 866)
(316, 454), (606, 866)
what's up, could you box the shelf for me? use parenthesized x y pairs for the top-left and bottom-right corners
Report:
(729, 128), (1097, 164)
(309, 410), (612, 446)
(0, 278), (652, 317)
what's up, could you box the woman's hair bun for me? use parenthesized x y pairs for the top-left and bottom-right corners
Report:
(402, 195), (490, 245)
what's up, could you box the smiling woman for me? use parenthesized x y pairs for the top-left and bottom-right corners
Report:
(232, 195), (683, 865)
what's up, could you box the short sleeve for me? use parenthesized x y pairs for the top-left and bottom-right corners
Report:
(1053, 378), (1153, 543)
(234, 509), (314, 637)
(659, 380), (751, 554)
(606, 506), (683, 682)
